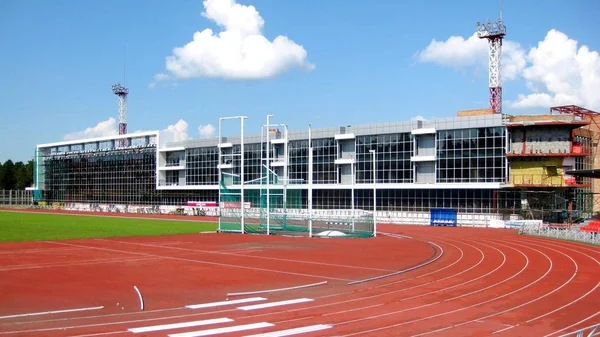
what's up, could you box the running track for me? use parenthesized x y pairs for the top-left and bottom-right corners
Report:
(0, 216), (598, 336)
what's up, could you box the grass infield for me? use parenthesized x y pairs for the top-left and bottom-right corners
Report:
(0, 211), (218, 242)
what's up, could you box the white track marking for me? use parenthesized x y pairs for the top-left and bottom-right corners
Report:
(133, 286), (144, 311)
(492, 325), (515, 334)
(67, 331), (125, 337)
(242, 324), (333, 337)
(396, 239), (507, 302)
(238, 238), (477, 322)
(42, 241), (352, 281)
(186, 297), (267, 309)
(444, 240), (528, 302)
(347, 239), (444, 285)
(337, 239), (557, 336)
(542, 310), (600, 337)
(238, 299), (314, 311)
(168, 322), (274, 337)
(5, 230), (595, 337)
(368, 239), (465, 290)
(0, 257), (158, 272)
(400, 240), (555, 337)
(0, 305), (188, 327)
(0, 209), (215, 223)
(0, 247), (84, 255)
(128, 318), (233, 333)
(0, 308), (239, 335)
(227, 281), (327, 297)
(322, 304), (383, 316)
(96, 238), (394, 272)
(0, 306), (104, 320)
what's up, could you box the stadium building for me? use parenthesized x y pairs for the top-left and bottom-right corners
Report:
(32, 105), (599, 227)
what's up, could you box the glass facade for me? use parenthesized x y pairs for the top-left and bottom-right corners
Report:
(312, 138), (337, 184)
(186, 147), (218, 185)
(355, 133), (413, 184)
(288, 140), (309, 182)
(41, 146), (218, 205)
(437, 127), (506, 183)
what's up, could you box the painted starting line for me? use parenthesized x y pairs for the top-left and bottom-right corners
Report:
(129, 318), (332, 337)
(186, 297), (314, 312)
(124, 297), (329, 336)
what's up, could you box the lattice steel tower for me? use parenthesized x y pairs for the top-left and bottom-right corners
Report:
(112, 83), (129, 146)
(476, 17), (506, 114)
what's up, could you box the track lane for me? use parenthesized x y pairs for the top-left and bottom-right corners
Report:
(0, 224), (598, 337)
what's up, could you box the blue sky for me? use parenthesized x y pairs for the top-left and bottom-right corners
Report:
(0, 0), (598, 163)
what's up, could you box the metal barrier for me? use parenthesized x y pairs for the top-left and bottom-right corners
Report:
(557, 323), (600, 337)
(519, 222), (600, 245)
(0, 190), (33, 205)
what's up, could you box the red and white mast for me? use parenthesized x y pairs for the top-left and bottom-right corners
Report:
(476, 17), (506, 114)
(112, 83), (129, 146)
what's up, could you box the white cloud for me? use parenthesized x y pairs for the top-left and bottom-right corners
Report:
(411, 115), (427, 121)
(154, 0), (314, 83)
(163, 119), (192, 142)
(510, 29), (600, 110)
(198, 124), (216, 138)
(415, 32), (525, 81)
(416, 29), (600, 111)
(63, 118), (118, 141)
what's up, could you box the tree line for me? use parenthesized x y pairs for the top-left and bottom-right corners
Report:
(0, 160), (34, 190)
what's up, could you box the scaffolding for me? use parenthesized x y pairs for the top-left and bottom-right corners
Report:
(0, 190), (33, 206)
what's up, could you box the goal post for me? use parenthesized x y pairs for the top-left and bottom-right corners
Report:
(218, 172), (245, 233)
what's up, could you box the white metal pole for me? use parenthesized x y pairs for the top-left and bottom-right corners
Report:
(240, 117), (246, 234)
(370, 149), (377, 237)
(351, 154), (355, 232)
(283, 124), (289, 226)
(218, 118), (223, 233)
(308, 123), (313, 237)
(266, 114), (272, 235)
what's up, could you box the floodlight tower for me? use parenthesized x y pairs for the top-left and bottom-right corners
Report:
(476, 17), (506, 114)
(112, 83), (129, 146)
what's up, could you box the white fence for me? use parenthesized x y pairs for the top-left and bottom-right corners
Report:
(48, 203), (513, 228)
(0, 190), (33, 205)
(519, 222), (600, 246)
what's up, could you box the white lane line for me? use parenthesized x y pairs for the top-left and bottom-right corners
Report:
(0, 306), (104, 320)
(243, 324), (333, 337)
(543, 311), (600, 337)
(98, 238), (394, 272)
(347, 240), (444, 285)
(237, 298), (314, 311)
(43, 241), (352, 281)
(492, 325), (516, 334)
(168, 322), (274, 337)
(128, 318), (233, 333)
(186, 297), (267, 309)
(0, 257), (158, 272)
(227, 281), (328, 297)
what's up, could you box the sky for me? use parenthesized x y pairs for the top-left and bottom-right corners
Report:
(0, 0), (598, 163)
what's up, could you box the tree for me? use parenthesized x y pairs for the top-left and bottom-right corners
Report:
(0, 159), (34, 190)
(1, 160), (15, 190)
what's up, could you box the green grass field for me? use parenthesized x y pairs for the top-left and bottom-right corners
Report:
(0, 211), (218, 242)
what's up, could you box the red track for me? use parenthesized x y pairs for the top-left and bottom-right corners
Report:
(0, 209), (598, 337)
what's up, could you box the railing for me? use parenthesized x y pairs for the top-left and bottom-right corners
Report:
(0, 190), (33, 205)
(158, 180), (186, 187)
(557, 323), (600, 337)
(510, 174), (584, 187)
(519, 223), (599, 246)
(165, 160), (185, 167)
